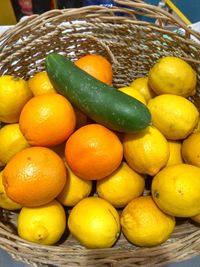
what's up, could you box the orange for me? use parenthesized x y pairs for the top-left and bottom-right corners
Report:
(65, 124), (123, 180)
(3, 146), (67, 207)
(28, 71), (56, 96)
(19, 93), (76, 147)
(74, 54), (113, 85)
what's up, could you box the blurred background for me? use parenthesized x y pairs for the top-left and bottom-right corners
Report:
(0, 0), (199, 26)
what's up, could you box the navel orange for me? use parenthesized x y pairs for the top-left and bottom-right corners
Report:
(19, 93), (76, 147)
(3, 146), (67, 207)
(74, 54), (113, 85)
(65, 124), (123, 180)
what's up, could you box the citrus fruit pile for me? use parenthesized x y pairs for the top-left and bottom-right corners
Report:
(0, 53), (199, 249)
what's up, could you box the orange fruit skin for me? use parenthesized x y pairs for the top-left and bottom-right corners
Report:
(3, 147), (67, 207)
(65, 124), (123, 180)
(19, 93), (76, 147)
(74, 54), (113, 85)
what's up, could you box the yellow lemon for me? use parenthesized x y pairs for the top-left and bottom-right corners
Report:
(0, 123), (30, 166)
(68, 196), (120, 248)
(18, 200), (66, 245)
(0, 75), (32, 123)
(181, 132), (200, 167)
(148, 56), (197, 97)
(152, 164), (200, 217)
(28, 71), (56, 96)
(147, 94), (199, 140)
(123, 126), (169, 176)
(166, 140), (183, 167)
(118, 86), (146, 105)
(121, 196), (175, 247)
(0, 171), (22, 210)
(57, 163), (93, 207)
(96, 162), (145, 208)
(129, 77), (156, 102)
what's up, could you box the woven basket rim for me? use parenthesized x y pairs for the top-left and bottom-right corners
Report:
(1, 1), (200, 46)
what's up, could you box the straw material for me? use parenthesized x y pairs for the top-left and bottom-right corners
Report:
(0, 1), (200, 266)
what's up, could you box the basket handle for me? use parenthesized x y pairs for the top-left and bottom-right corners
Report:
(66, 33), (119, 65)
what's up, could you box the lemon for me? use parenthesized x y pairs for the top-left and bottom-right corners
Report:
(152, 164), (200, 217)
(68, 196), (120, 248)
(166, 140), (183, 167)
(148, 56), (197, 97)
(129, 77), (156, 102)
(181, 132), (200, 167)
(147, 94), (199, 140)
(0, 75), (32, 123)
(28, 71), (56, 96)
(0, 123), (30, 166)
(123, 126), (169, 176)
(118, 86), (146, 105)
(97, 162), (145, 208)
(18, 200), (66, 245)
(0, 171), (22, 210)
(57, 163), (92, 206)
(121, 196), (175, 247)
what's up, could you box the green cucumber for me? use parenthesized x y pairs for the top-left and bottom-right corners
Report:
(45, 53), (151, 133)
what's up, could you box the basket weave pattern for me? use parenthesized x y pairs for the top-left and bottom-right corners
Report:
(0, 1), (200, 266)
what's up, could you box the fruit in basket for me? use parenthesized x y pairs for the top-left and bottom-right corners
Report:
(147, 94), (199, 140)
(74, 54), (113, 85)
(0, 171), (22, 210)
(166, 140), (183, 167)
(45, 53), (151, 133)
(121, 196), (175, 247)
(123, 126), (169, 176)
(181, 132), (200, 167)
(148, 56), (197, 97)
(19, 93), (76, 147)
(152, 164), (200, 217)
(68, 196), (120, 248)
(118, 86), (146, 105)
(2, 146), (67, 207)
(57, 163), (93, 207)
(18, 200), (66, 245)
(129, 77), (156, 102)
(96, 162), (145, 208)
(0, 75), (32, 123)
(65, 124), (123, 180)
(0, 123), (30, 167)
(28, 71), (56, 96)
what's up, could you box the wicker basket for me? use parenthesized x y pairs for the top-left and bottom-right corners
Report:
(1, 1), (200, 266)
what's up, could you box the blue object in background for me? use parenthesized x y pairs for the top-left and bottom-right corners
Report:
(83, 0), (160, 21)
(172, 0), (200, 23)
(83, 0), (115, 7)
(83, 1), (200, 24)
(138, 0), (200, 24)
